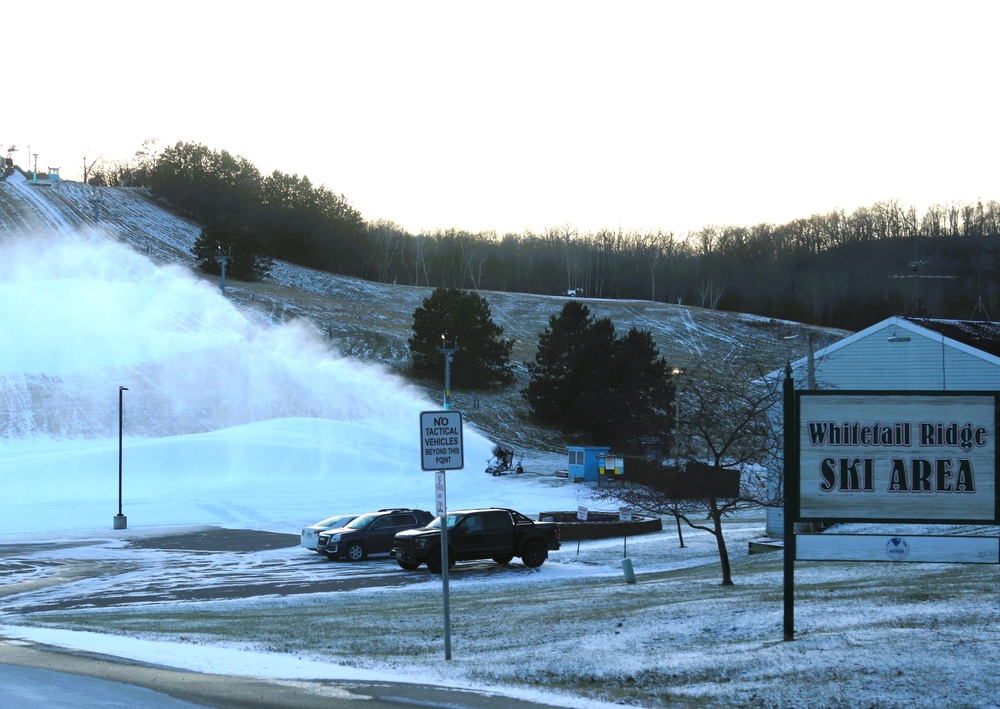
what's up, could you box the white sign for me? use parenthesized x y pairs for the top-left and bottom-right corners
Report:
(420, 411), (464, 471)
(798, 393), (997, 523)
(619, 507), (633, 522)
(577, 506), (589, 521)
(796, 534), (1000, 564)
(435, 471), (447, 517)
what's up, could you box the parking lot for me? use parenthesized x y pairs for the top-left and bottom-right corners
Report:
(0, 526), (550, 615)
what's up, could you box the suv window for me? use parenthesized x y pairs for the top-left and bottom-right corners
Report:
(370, 516), (392, 531)
(347, 514), (379, 530)
(391, 513), (417, 527)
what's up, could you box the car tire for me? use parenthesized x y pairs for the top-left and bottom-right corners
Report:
(492, 554), (513, 565)
(426, 548), (442, 573)
(397, 560), (419, 571)
(346, 543), (366, 561)
(521, 540), (547, 568)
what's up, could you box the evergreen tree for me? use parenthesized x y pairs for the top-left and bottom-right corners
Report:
(408, 288), (514, 389)
(605, 327), (674, 446)
(192, 213), (273, 281)
(523, 301), (674, 450)
(521, 301), (601, 427)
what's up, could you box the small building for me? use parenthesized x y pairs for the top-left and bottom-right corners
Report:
(766, 315), (1000, 536)
(566, 445), (611, 482)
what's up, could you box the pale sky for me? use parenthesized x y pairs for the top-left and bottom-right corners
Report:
(5, 1), (997, 236)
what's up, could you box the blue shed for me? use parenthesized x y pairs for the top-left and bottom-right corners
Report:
(566, 445), (610, 482)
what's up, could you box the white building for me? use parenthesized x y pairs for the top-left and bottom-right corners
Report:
(766, 315), (1000, 536)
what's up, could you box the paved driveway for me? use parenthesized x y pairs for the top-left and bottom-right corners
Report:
(0, 527), (570, 709)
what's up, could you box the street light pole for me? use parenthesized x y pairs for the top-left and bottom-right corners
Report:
(217, 246), (231, 295)
(670, 367), (686, 548)
(114, 386), (129, 530)
(439, 335), (458, 410)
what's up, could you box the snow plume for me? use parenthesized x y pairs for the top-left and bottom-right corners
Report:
(0, 233), (431, 439)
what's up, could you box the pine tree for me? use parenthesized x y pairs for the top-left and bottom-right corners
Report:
(523, 302), (674, 450)
(191, 213), (273, 281)
(408, 288), (513, 389)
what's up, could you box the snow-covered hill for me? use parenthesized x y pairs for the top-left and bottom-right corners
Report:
(0, 173), (849, 447)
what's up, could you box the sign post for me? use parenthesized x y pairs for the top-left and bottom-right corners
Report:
(620, 506), (632, 558)
(784, 387), (999, 641)
(420, 410), (464, 660)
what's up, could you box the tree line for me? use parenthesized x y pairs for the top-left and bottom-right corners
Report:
(94, 140), (999, 331)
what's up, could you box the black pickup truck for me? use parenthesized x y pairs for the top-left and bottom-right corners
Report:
(391, 507), (561, 572)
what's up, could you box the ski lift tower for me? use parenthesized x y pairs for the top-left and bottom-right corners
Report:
(888, 237), (956, 317)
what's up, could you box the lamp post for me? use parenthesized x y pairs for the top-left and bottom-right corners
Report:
(439, 335), (458, 410)
(670, 367), (686, 548)
(217, 245), (231, 295)
(114, 386), (129, 529)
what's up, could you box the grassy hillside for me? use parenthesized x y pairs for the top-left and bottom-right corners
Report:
(0, 174), (850, 455)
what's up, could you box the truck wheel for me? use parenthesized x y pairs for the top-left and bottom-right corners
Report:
(521, 540), (547, 568)
(426, 548), (442, 573)
(346, 543), (366, 561)
(397, 560), (419, 571)
(492, 554), (513, 565)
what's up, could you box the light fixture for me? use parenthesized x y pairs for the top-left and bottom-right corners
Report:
(887, 323), (910, 343)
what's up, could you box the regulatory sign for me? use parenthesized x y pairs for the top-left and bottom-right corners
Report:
(435, 471), (447, 516)
(420, 410), (464, 471)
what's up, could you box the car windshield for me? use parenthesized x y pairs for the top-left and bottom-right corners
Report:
(345, 513), (380, 530)
(316, 515), (353, 528)
(427, 514), (460, 530)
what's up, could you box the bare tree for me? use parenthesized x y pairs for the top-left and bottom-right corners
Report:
(366, 219), (405, 283)
(81, 152), (103, 186)
(461, 232), (491, 290)
(593, 349), (784, 585)
(555, 224), (581, 294)
(698, 280), (724, 309)
(410, 233), (439, 287)
(132, 138), (162, 187)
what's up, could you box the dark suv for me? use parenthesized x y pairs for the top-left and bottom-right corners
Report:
(317, 508), (433, 561)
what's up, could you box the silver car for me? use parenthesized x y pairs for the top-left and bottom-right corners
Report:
(300, 514), (358, 551)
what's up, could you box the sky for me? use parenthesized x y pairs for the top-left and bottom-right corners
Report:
(4, 1), (998, 236)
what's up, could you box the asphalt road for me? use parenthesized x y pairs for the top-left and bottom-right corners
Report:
(0, 638), (564, 709)
(0, 527), (572, 709)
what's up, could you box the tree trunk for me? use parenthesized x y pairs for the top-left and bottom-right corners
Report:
(712, 512), (733, 585)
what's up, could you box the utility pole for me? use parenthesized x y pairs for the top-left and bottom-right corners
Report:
(671, 366), (686, 548)
(114, 386), (129, 530)
(217, 245), (232, 295)
(89, 189), (104, 224)
(439, 336), (458, 410)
